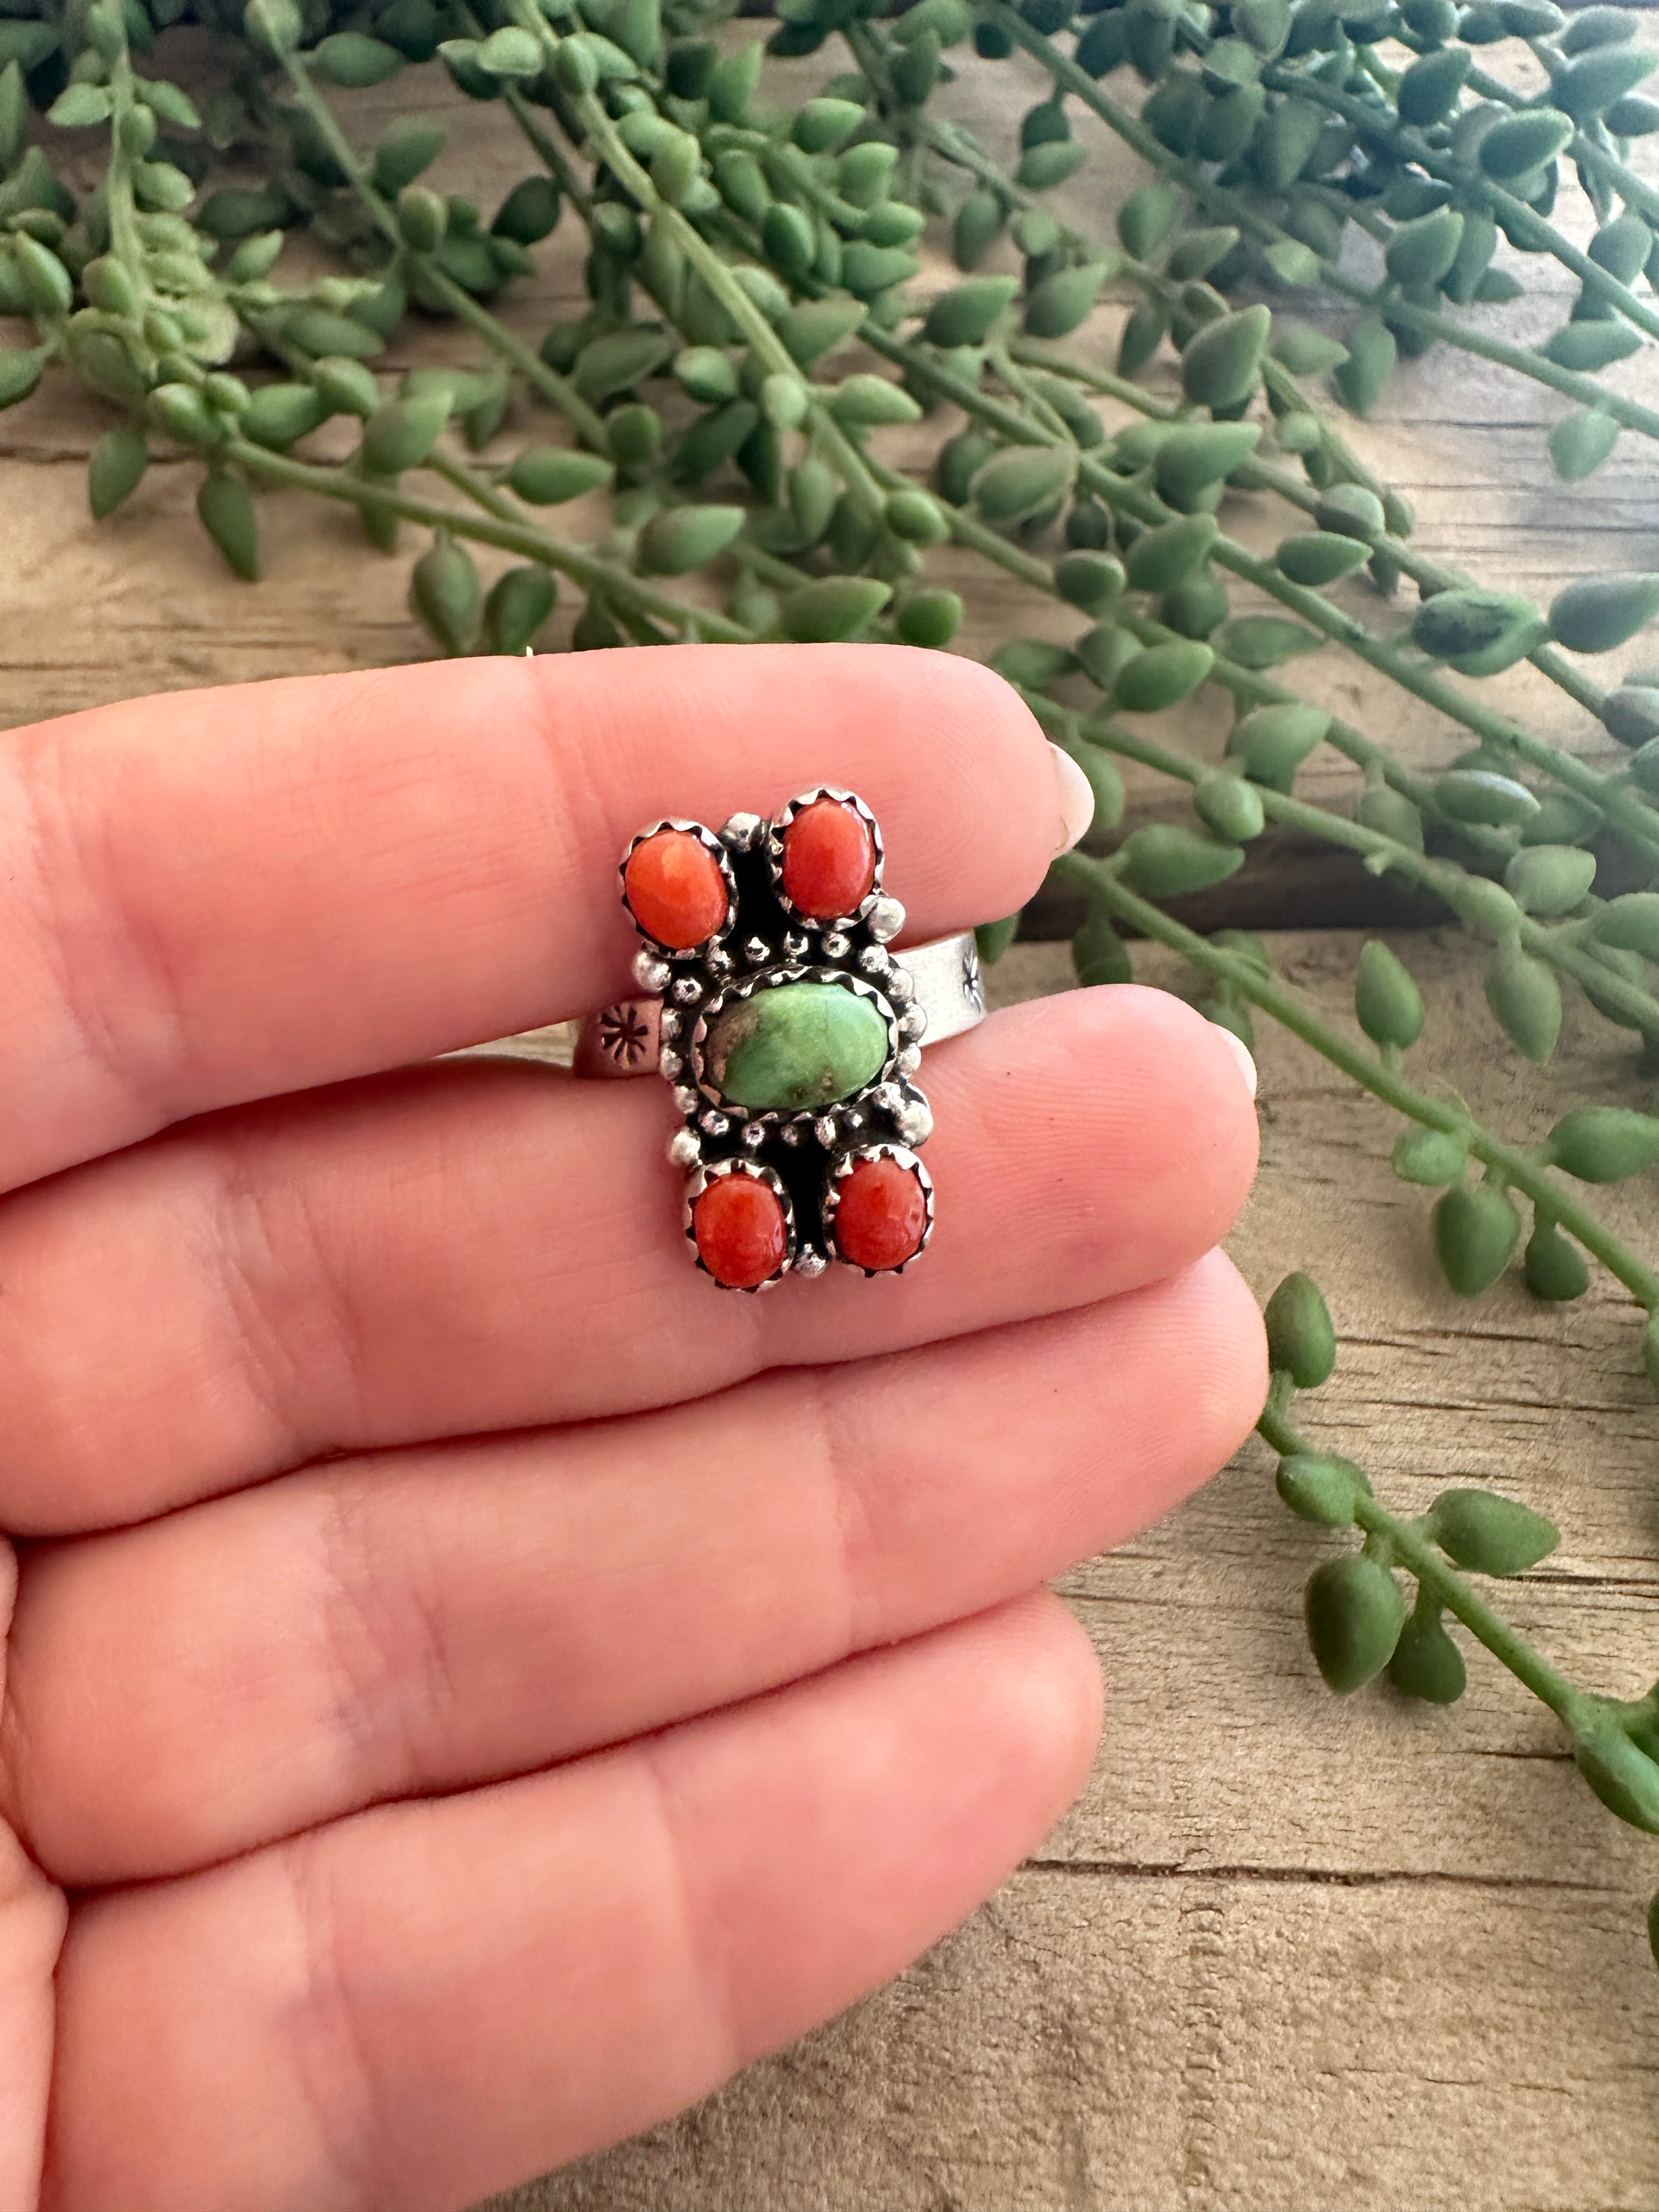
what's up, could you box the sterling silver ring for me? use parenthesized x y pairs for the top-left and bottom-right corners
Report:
(573, 788), (986, 1290)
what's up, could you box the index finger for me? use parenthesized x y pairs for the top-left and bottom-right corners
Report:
(0, 644), (1069, 1194)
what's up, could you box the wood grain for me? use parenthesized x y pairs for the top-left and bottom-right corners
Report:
(491, 934), (1659, 2212)
(2, 26), (1656, 2208)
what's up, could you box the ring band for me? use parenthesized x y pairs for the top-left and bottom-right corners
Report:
(569, 929), (985, 1078)
(569, 788), (988, 1291)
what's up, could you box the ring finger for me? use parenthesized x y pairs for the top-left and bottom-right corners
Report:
(3, 1250), (1265, 1886)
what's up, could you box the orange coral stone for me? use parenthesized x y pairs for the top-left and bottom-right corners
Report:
(780, 798), (876, 919)
(624, 829), (729, 950)
(833, 1155), (927, 1272)
(693, 1174), (788, 1288)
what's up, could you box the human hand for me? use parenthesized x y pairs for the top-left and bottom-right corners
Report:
(0, 644), (1262, 2211)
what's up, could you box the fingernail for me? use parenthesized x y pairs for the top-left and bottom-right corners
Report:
(1051, 742), (1095, 853)
(1218, 1027), (1259, 1102)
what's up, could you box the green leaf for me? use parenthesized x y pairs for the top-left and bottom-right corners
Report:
(1503, 844), (1596, 917)
(360, 392), (449, 475)
(1486, 943), (1562, 1061)
(1331, 315), (1395, 416)
(777, 298), (866, 368)
(951, 187), (1003, 271)
(972, 445), (1074, 527)
(1125, 512), (1218, 593)
(1432, 1182), (1521, 1296)
(793, 95), (862, 154)
(1270, 321), (1348, 376)
(1593, 893), (1659, 962)
(1276, 532), (1370, 586)
(1166, 225), (1240, 283)
(1265, 1271), (1337, 1387)
(1541, 320), (1641, 371)
(830, 373), (921, 427)
(285, 308), (383, 362)
(1195, 775), (1265, 843)
(1525, 1222), (1590, 1302)
(1392, 1126), (1466, 1186)
(896, 589), (963, 648)
(410, 532), (481, 655)
(1117, 819), (1242, 894)
(1152, 422), (1261, 512)
(1388, 1607), (1466, 1703)
(1262, 237), (1319, 286)
(484, 564), (556, 654)
(1555, 44), (1655, 125)
(1224, 701), (1329, 791)
(1549, 408), (1619, 484)
(923, 275), (1018, 348)
(1397, 45), (1470, 127)
(1277, 1453), (1370, 1528)
(1604, 687), (1659, 749)
(87, 423), (149, 519)
(1211, 614), (1323, 669)
(636, 503), (744, 576)
(1024, 260), (1115, 340)
(1548, 1108), (1659, 1183)
(196, 469), (259, 581)
(48, 83), (114, 127)
(1575, 1719), (1659, 1835)
(311, 30), (405, 84)
(1180, 303), (1271, 412)
(472, 25), (541, 76)
(1547, 572), (1659, 655)
(782, 576), (892, 642)
(1118, 182), (1179, 261)
(1428, 1488), (1559, 1575)
(572, 326), (674, 404)
(1433, 768), (1541, 826)
(1073, 909), (1132, 986)
(1355, 940), (1424, 1051)
(1476, 107), (1575, 178)
(240, 381), (327, 450)
(1385, 207), (1464, 289)
(1305, 1555), (1406, 1694)
(1015, 139), (1088, 191)
(1253, 95), (1323, 191)
(1412, 590), (1546, 676)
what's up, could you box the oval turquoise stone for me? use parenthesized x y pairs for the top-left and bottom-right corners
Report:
(704, 980), (889, 1110)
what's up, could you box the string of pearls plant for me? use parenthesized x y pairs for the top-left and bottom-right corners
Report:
(2, 0), (1657, 1955)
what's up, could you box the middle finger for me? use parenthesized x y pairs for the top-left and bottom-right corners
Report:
(4, 1251), (1265, 1885)
(0, 987), (1258, 1534)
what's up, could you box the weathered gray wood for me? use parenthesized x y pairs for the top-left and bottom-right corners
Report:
(489, 934), (1659, 2212)
(3, 27), (1657, 2208)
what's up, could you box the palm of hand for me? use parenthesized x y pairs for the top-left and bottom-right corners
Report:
(0, 646), (1260, 2211)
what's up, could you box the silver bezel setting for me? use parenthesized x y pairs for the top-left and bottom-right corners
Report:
(619, 817), (738, 957)
(765, 786), (885, 929)
(683, 1156), (795, 1293)
(822, 1143), (935, 1277)
(687, 963), (901, 1128)
(617, 788), (935, 1291)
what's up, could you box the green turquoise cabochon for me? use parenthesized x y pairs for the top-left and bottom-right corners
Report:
(702, 979), (890, 1111)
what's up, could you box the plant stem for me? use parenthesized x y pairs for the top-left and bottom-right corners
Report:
(1257, 1397), (1594, 1729)
(1058, 851), (1659, 1312)
(980, 0), (1659, 446)
(224, 435), (751, 639)
(1014, 340), (1613, 724)
(1250, 57), (1659, 346)
(870, 333), (1659, 867)
(274, 45), (610, 447)
(1033, 692), (1659, 1043)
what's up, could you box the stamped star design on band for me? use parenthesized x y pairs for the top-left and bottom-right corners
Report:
(594, 1003), (655, 1071)
(617, 788), (936, 1291)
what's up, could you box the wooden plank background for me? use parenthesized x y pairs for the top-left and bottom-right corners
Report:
(3, 23), (1658, 2207)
